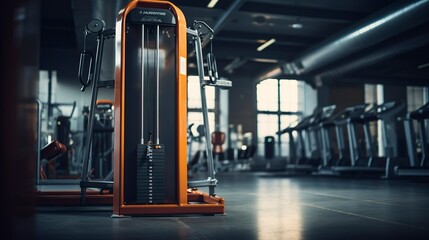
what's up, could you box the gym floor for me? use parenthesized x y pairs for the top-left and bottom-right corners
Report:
(34, 171), (429, 240)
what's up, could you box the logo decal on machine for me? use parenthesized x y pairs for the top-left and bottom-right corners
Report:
(128, 8), (176, 25)
(140, 10), (166, 16)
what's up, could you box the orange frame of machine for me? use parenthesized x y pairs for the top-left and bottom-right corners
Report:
(113, 0), (224, 216)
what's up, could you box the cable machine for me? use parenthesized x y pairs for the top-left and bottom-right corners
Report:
(113, 0), (228, 216)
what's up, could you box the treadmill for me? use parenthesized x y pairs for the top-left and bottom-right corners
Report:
(332, 100), (405, 178)
(307, 105), (336, 164)
(277, 105), (336, 172)
(395, 101), (429, 176)
(317, 104), (368, 175)
(278, 115), (314, 172)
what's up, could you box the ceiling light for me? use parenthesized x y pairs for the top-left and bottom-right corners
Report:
(257, 38), (276, 52)
(291, 23), (303, 29)
(207, 0), (219, 8)
(252, 58), (278, 63)
(417, 62), (429, 69)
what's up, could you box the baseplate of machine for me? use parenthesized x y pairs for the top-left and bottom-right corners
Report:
(37, 189), (224, 216)
(114, 189), (224, 216)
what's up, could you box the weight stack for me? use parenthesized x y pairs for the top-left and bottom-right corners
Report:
(136, 144), (166, 204)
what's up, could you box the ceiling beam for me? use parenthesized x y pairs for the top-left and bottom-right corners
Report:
(260, 0), (429, 80)
(213, 0), (246, 33)
(318, 31), (429, 80)
(216, 31), (319, 47)
(201, 0), (247, 48)
(209, 43), (301, 61)
(239, 2), (365, 23)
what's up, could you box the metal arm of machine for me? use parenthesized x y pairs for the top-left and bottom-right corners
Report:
(78, 19), (115, 204)
(186, 21), (231, 196)
(78, 19), (115, 92)
(202, 79), (232, 89)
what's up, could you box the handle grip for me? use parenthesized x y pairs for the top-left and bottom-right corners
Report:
(78, 52), (93, 92)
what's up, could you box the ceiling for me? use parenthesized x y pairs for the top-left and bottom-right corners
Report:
(40, 0), (429, 87)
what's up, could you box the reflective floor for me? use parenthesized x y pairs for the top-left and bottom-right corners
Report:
(35, 172), (429, 240)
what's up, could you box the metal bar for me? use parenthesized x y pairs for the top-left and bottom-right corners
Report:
(347, 122), (358, 166)
(36, 98), (42, 185)
(80, 28), (105, 204)
(418, 119), (428, 166)
(288, 131), (296, 164)
(156, 25), (160, 145)
(320, 127), (330, 166)
(363, 122), (375, 166)
(82, 32), (104, 179)
(379, 119), (393, 179)
(202, 79), (232, 89)
(194, 30), (216, 195)
(403, 117), (417, 167)
(186, 28), (197, 36)
(277, 80), (281, 156)
(335, 125), (345, 161)
(188, 179), (218, 188)
(47, 71), (52, 130)
(304, 130), (312, 159)
(297, 131), (306, 163)
(141, 24), (145, 144)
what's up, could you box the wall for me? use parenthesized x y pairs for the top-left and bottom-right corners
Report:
(229, 73), (258, 145)
(317, 83), (365, 112)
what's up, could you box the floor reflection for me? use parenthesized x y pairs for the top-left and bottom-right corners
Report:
(257, 177), (302, 240)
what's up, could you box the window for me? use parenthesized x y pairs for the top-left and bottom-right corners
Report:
(406, 86), (428, 142)
(407, 86), (428, 112)
(257, 79), (301, 157)
(187, 75), (215, 128)
(187, 76), (216, 159)
(364, 84), (384, 156)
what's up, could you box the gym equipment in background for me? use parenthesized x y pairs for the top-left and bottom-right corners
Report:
(40, 140), (67, 180)
(306, 105), (337, 165)
(396, 101), (429, 176)
(91, 100), (114, 180)
(277, 115), (313, 171)
(53, 101), (76, 176)
(278, 105), (336, 173)
(331, 100), (405, 178)
(188, 124), (208, 174)
(37, 18), (117, 205)
(317, 103), (368, 175)
(212, 131), (227, 172)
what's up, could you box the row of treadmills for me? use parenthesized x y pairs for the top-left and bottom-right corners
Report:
(277, 100), (429, 178)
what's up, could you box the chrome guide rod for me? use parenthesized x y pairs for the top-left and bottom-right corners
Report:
(156, 25), (160, 145)
(141, 24), (145, 144)
(36, 98), (42, 185)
